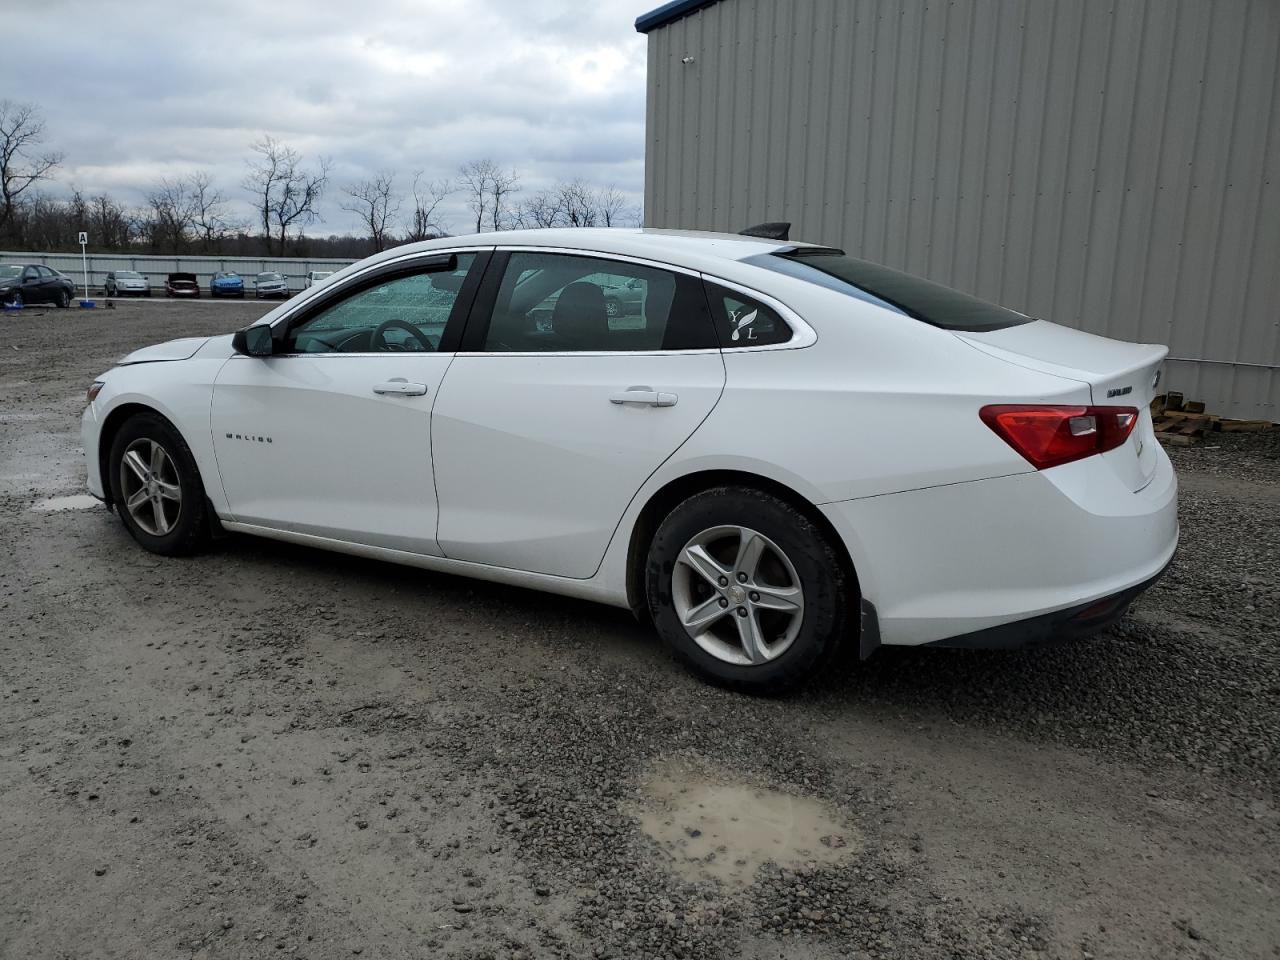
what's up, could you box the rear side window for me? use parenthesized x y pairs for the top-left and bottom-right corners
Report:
(761, 249), (1033, 332)
(703, 283), (793, 347)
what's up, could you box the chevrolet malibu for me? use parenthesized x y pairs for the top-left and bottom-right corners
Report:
(81, 229), (1177, 692)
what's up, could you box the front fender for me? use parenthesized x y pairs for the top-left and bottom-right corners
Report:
(86, 356), (231, 514)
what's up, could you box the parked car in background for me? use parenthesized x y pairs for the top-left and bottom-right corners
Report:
(304, 270), (334, 289)
(601, 277), (645, 319)
(254, 272), (290, 299)
(104, 270), (151, 297)
(165, 273), (200, 298)
(209, 272), (245, 298)
(0, 263), (75, 307)
(79, 228), (1178, 693)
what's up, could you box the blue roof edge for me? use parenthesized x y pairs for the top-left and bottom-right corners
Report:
(635, 0), (723, 34)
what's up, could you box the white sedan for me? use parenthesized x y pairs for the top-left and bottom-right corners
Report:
(82, 229), (1178, 692)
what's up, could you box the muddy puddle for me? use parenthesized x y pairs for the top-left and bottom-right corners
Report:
(630, 760), (857, 888)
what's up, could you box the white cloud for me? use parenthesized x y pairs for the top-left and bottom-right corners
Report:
(3, 0), (650, 235)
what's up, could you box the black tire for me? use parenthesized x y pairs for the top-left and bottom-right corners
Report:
(645, 486), (853, 694)
(108, 412), (211, 556)
(10, 291), (22, 308)
(56, 288), (70, 308)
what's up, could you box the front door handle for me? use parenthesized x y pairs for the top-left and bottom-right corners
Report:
(609, 387), (678, 407)
(373, 378), (428, 397)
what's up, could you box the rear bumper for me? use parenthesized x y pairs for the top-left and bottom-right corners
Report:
(924, 559), (1170, 649)
(822, 447), (1179, 647)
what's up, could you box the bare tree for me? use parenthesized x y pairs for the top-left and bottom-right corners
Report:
(89, 193), (133, 249)
(458, 158), (496, 233)
(406, 172), (452, 241)
(341, 171), (400, 252)
(145, 177), (198, 252)
(243, 135), (331, 256)
(595, 185), (632, 227)
(0, 100), (63, 237)
(511, 189), (563, 229)
(558, 178), (600, 227)
(489, 166), (520, 232)
(189, 171), (231, 250)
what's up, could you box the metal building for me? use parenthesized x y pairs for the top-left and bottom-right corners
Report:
(637, 0), (1280, 421)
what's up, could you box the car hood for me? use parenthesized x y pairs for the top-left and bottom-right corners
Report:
(118, 336), (211, 365)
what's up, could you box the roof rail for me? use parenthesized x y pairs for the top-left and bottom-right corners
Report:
(738, 222), (791, 241)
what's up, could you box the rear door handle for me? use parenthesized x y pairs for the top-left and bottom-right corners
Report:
(373, 378), (428, 397)
(609, 387), (678, 407)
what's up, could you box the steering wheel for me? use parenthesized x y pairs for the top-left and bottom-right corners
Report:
(371, 318), (431, 352)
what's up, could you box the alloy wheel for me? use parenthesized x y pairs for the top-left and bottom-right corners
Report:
(118, 438), (182, 536)
(671, 525), (805, 666)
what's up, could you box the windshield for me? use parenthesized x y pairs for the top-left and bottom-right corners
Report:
(116, 271), (142, 279)
(759, 249), (1034, 333)
(216, 272), (239, 279)
(0, 265), (21, 280)
(258, 273), (282, 281)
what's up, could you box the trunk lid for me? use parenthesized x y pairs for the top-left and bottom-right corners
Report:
(957, 320), (1167, 490)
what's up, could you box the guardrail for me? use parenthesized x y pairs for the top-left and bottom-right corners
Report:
(0, 251), (357, 294)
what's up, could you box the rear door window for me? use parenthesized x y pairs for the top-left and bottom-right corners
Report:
(478, 252), (717, 352)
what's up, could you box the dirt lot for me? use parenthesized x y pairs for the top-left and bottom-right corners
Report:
(1, 300), (1277, 960)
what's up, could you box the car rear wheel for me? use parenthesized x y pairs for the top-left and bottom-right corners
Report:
(55, 289), (70, 308)
(645, 486), (852, 693)
(108, 413), (211, 556)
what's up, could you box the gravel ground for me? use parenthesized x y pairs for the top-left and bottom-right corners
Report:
(1, 301), (1277, 960)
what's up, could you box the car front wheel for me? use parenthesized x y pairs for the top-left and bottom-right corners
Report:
(645, 487), (852, 693)
(108, 413), (211, 556)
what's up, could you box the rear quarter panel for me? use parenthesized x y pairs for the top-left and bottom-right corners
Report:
(671, 279), (1091, 504)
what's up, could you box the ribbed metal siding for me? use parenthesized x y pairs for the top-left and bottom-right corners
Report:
(644, 0), (1280, 420)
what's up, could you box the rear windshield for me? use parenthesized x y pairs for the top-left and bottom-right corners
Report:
(761, 249), (1033, 332)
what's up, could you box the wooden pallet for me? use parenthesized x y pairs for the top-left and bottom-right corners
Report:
(1150, 394), (1273, 444)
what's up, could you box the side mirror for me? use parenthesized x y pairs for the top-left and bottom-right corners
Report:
(232, 324), (274, 357)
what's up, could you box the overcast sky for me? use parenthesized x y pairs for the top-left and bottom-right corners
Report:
(4, 0), (649, 236)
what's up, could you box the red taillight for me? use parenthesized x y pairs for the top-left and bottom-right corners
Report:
(980, 405), (1139, 470)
